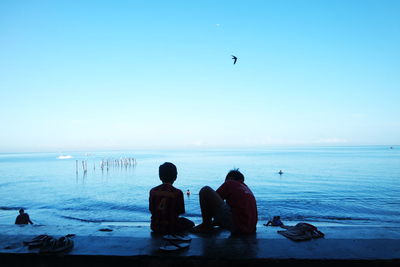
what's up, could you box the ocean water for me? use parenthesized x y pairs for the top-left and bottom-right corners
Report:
(0, 146), (399, 227)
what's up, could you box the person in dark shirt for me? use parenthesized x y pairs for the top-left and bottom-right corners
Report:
(192, 169), (257, 234)
(15, 209), (33, 225)
(149, 162), (194, 234)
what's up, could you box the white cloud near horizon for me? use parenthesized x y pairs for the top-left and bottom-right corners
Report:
(313, 138), (348, 144)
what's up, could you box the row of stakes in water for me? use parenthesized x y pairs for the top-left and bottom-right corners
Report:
(76, 158), (137, 173)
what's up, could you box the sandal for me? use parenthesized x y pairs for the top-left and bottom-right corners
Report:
(40, 236), (74, 253)
(159, 240), (190, 251)
(23, 235), (54, 249)
(23, 235), (50, 245)
(163, 234), (192, 242)
(39, 237), (57, 253)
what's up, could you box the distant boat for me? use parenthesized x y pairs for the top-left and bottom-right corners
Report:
(57, 155), (73, 159)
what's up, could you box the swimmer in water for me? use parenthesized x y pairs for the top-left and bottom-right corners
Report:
(264, 216), (284, 227)
(15, 209), (33, 225)
(278, 170), (283, 175)
(186, 189), (191, 196)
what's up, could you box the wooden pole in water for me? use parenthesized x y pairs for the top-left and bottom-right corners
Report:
(82, 160), (87, 174)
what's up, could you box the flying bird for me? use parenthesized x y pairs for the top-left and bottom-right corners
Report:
(231, 55), (237, 65)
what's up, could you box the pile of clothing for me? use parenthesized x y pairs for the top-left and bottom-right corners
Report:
(278, 223), (325, 241)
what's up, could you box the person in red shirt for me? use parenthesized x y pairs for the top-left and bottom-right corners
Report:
(149, 162), (194, 234)
(192, 169), (257, 234)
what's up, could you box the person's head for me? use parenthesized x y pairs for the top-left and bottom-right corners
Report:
(159, 162), (177, 184)
(19, 209), (25, 215)
(225, 168), (245, 182)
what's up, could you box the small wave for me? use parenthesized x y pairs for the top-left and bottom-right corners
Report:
(59, 201), (149, 214)
(283, 215), (370, 222)
(321, 216), (370, 221)
(60, 215), (102, 223)
(57, 155), (73, 159)
(0, 206), (23, 211)
(60, 215), (147, 223)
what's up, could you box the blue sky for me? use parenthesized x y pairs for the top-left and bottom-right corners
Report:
(0, 0), (399, 152)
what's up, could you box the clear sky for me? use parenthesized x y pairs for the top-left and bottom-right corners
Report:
(1, 0), (399, 152)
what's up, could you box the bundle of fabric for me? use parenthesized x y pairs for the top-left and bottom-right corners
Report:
(277, 223), (324, 241)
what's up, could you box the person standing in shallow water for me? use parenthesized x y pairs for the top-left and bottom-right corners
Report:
(192, 169), (258, 234)
(15, 209), (33, 225)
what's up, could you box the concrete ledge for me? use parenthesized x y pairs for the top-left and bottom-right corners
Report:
(1, 254), (399, 267)
(1, 224), (400, 266)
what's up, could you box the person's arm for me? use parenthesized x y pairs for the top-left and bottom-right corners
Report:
(26, 214), (33, 224)
(177, 190), (185, 215)
(149, 191), (153, 213)
(216, 181), (230, 200)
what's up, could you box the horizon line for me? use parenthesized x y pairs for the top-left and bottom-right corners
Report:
(0, 144), (398, 154)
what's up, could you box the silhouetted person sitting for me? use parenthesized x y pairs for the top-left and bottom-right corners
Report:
(192, 169), (258, 234)
(15, 209), (33, 225)
(149, 162), (194, 234)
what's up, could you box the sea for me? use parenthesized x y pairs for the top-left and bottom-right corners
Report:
(0, 146), (399, 227)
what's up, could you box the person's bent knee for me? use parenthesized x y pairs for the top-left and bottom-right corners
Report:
(199, 186), (213, 196)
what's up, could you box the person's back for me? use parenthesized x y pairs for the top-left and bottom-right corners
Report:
(149, 162), (193, 234)
(149, 183), (184, 233)
(216, 171), (258, 234)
